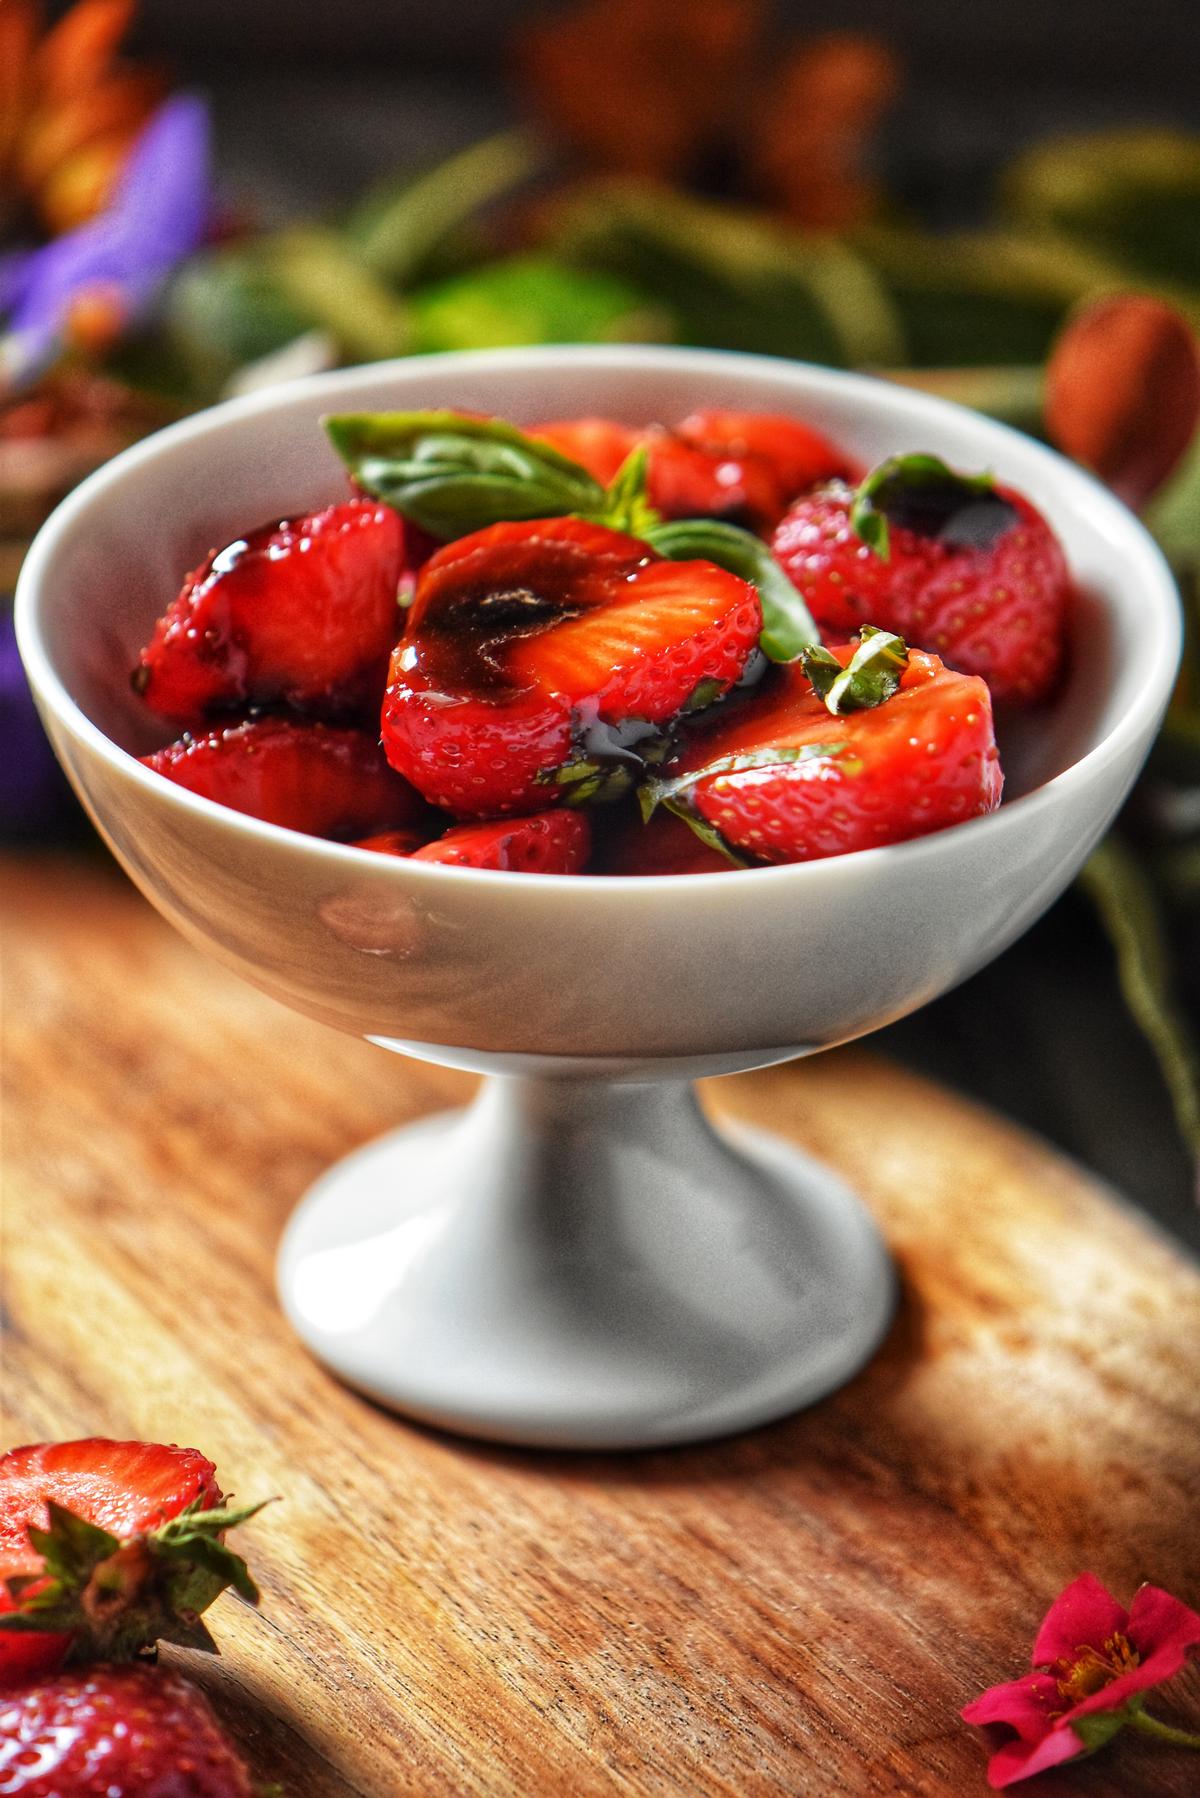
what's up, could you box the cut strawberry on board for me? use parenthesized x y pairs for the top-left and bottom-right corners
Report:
(382, 516), (762, 816)
(134, 499), (404, 724)
(772, 453), (1071, 705)
(0, 1440), (261, 1687)
(142, 717), (430, 839)
(0, 1664), (256, 1796)
(643, 638), (1002, 864)
(358, 809), (591, 873)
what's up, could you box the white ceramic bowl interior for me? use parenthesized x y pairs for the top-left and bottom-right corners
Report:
(16, 347), (1182, 1078)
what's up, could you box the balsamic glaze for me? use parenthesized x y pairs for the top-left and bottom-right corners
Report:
(879, 481), (1019, 552)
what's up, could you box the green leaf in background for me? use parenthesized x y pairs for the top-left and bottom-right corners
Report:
(549, 180), (905, 367)
(409, 255), (674, 354)
(1001, 130), (1200, 291)
(1078, 837), (1200, 1167)
(346, 130), (547, 287)
(643, 518), (820, 663)
(324, 408), (608, 536)
(801, 626), (908, 714)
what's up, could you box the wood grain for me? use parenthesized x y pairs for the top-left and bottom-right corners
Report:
(3, 849), (1200, 1797)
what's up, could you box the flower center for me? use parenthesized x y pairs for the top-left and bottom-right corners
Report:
(1055, 1633), (1141, 1705)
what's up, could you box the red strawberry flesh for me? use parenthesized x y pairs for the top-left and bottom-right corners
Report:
(0, 1664), (255, 1796)
(142, 717), (429, 839)
(383, 517), (762, 816)
(134, 499), (404, 724)
(0, 1441), (221, 1688)
(662, 649), (1002, 864)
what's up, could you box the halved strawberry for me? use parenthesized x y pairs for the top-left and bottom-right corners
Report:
(142, 717), (430, 839)
(382, 516), (762, 816)
(529, 417), (638, 486)
(531, 412), (851, 533)
(599, 804), (735, 876)
(771, 455), (1071, 704)
(358, 810), (591, 873)
(676, 409), (855, 504)
(0, 1440), (259, 1687)
(646, 646), (1002, 864)
(133, 499), (404, 724)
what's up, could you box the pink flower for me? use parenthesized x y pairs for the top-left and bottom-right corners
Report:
(962, 1573), (1200, 1788)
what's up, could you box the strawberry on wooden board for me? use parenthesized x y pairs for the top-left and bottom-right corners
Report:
(771, 453), (1071, 705)
(382, 516), (763, 816)
(142, 717), (431, 840)
(0, 1664), (256, 1796)
(358, 810), (591, 873)
(643, 639), (1002, 865)
(133, 499), (404, 725)
(0, 1441), (261, 1687)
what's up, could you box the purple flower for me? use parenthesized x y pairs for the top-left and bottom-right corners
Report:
(1, 95), (211, 391)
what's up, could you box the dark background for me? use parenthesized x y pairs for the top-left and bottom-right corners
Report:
(80, 0), (1200, 1249)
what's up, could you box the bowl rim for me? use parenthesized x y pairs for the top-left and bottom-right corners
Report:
(14, 343), (1183, 896)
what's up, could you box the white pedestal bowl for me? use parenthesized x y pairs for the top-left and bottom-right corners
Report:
(16, 348), (1181, 1447)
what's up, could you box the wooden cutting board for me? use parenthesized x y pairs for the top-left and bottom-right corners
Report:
(4, 849), (1200, 1798)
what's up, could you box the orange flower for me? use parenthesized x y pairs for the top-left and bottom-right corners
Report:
(0, 0), (164, 234)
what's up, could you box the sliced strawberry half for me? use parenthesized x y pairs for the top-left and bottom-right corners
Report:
(134, 499), (404, 724)
(646, 647), (1002, 865)
(676, 409), (855, 504)
(0, 1440), (260, 1687)
(382, 516), (762, 816)
(358, 810), (591, 873)
(599, 804), (736, 876)
(529, 417), (638, 486)
(771, 456), (1072, 705)
(142, 717), (430, 840)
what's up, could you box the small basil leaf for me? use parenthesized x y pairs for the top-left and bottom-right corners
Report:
(800, 626), (909, 715)
(640, 740), (855, 819)
(848, 452), (1000, 562)
(598, 443), (660, 536)
(324, 409), (606, 536)
(642, 519), (820, 664)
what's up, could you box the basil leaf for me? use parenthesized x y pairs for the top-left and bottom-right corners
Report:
(601, 443), (661, 537)
(643, 519), (820, 663)
(325, 410), (607, 536)
(848, 452), (1000, 561)
(640, 740), (855, 819)
(801, 626), (909, 715)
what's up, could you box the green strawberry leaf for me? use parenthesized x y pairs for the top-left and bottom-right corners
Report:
(324, 410), (608, 536)
(643, 518), (820, 664)
(27, 1503), (120, 1583)
(801, 626), (909, 715)
(849, 452), (999, 561)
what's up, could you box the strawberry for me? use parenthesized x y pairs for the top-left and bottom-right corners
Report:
(358, 810), (591, 873)
(771, 453), (1071, 705)
(675, 409), (855, 505)
(532, 412), (851, 533)
(382, 516), (762, 816)
(0, 1664), (255, 1796)
(528, 417), (638, 487)
(142, 717), (430, 840)
(0, 1441), (261, 1687)
(133, 499), (404, 724)
(598, 804), (735, 876)
(644, 643), (1002, 864)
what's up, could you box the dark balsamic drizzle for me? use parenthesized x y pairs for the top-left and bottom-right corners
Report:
(880, 481), (1019, 551)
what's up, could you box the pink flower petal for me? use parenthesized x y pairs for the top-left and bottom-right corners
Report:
(986, 1722), (1087, 1789)
(1126, 1584), (1200, 1661)
(962, 1672), (1058, 1739)
(1032, 1573), (1127, 1668)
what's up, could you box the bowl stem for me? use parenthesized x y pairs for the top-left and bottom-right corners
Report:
(277, 1074), (895, 1449)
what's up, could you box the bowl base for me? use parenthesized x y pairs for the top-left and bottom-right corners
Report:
(277, 1077), (895, 1450)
